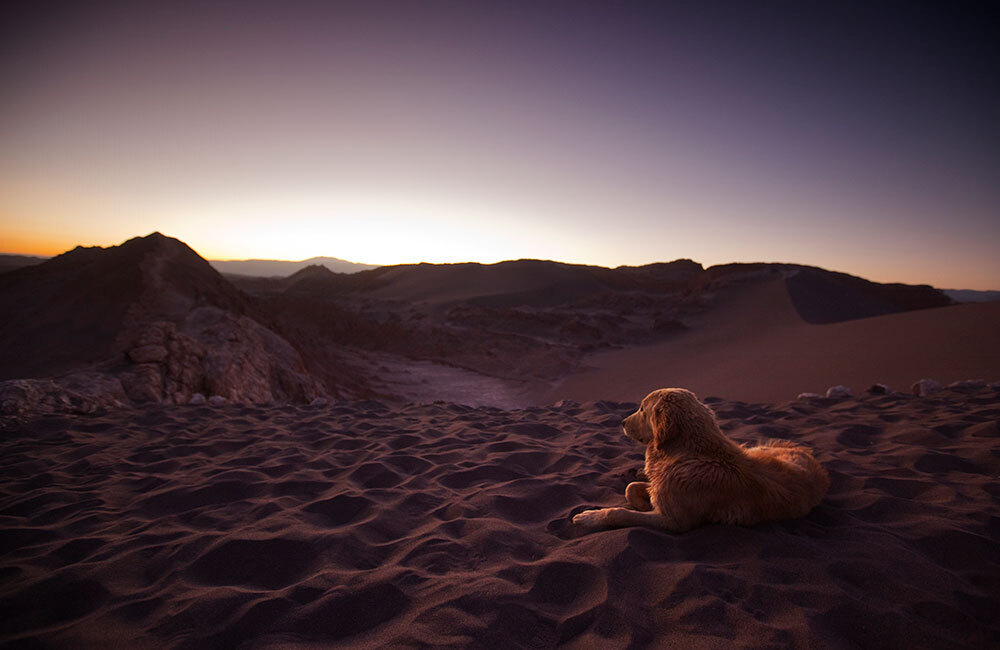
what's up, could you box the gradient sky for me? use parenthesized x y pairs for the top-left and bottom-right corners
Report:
(1, 1), (997, 288)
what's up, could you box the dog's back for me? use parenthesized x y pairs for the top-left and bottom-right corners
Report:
(646, 437), (828, 529)
(738, 441), (829, 523)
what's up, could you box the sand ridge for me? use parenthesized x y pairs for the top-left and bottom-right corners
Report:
(549, 279), (1000, 405)
(1, 387), (998, 647)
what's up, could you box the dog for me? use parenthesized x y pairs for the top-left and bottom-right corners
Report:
(573, 388), (829, 532)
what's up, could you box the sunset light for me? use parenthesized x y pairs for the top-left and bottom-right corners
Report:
(1, 2), (997, 288)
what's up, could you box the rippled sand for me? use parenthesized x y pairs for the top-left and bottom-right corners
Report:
(1, 388), (998, 647)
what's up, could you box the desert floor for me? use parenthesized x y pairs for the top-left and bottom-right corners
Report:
(1, 387), (998, 648)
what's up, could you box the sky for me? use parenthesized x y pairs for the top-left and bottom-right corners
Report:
(1, 1), (997, 289)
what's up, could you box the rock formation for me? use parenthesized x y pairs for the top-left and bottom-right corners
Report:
(119, 308), (320, 405)
(825, 385), (853, 399)
(911, 378), (943, 396)
(0, 233), (325, 412)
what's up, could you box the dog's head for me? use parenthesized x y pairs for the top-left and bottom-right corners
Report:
(622, 388), (717, 451)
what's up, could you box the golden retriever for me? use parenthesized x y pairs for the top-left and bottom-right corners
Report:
(573, 388), (829, 532)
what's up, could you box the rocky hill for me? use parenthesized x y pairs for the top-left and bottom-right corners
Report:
(0, 233), (324, 413)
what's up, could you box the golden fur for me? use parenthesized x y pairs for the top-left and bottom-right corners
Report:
(573, 388), (829, 532)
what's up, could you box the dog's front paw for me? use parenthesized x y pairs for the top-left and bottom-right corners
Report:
(572, 509), (609, 527)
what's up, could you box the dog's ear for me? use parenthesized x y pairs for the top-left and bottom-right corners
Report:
(650, 390), (721, 452)
(649, 396), (678, 451)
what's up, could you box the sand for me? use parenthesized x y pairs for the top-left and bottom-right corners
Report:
(1, 386), (998, 648)
(548, 279), (1000, 405)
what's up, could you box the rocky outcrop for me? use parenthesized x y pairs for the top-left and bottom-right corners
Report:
(825, 385), (853, 399)
(0, 233), (331, 411)
(120, 307), (322, 405)
(911, 379), (943, 396)
(0, 232), (249, 381)
(0, 373), (127, 415)
(948, 379), (986, 390)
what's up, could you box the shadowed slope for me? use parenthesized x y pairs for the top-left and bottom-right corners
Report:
(785, 266), (952, 323)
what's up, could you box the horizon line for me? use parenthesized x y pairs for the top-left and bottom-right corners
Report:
(1, 244), (996, 292)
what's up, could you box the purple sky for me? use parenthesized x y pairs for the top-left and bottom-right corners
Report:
(1, 1), (997, 288)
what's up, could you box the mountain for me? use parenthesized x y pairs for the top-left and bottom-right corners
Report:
(943, 289), (1000, 303)
(358, 259), (700, 307)
(209, 256), (377, 277)
(248, 257), (949, 320)
(233, 257), (703, 306)
(0, 233), (324, 412)
(0, 254), (47, 274)
(0, 253), (375, 278)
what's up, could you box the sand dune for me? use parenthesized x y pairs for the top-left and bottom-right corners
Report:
(1, 387), (998, 647)
(549, 278), (1000, 405)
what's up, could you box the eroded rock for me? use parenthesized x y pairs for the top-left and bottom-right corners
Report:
(0, 373), (126, 415)
(948, 379), (986, 390)
(911, 378), (943, 396)
(118, 308), (323, 405)
(825, 385), (853, 399)
(128, 344), (168, 364)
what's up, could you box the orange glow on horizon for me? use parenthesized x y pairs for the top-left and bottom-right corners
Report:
(0, 231), (75, 257)
(1, 3), (997, 292)
(0, 221), (997, 292)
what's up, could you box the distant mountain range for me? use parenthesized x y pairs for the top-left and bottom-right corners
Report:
(0, 254), (48, 274)
(0, 252), (377, 276)
(942, 289), (1000, 303)
(240, 258), (951, 324)
(1, 251), (996, 300)
(209, 256), (377, 277)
